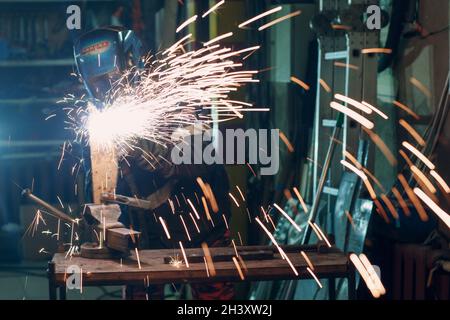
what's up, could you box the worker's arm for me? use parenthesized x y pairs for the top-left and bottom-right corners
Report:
(130, 133), (211, 179)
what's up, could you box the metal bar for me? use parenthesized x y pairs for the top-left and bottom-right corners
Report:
(101, 192), (154, 210)
(302, 113), (344, 244)
(324, 50), (348, 60)
(348, 261), (357, 300)
(22, 189), (76, 223)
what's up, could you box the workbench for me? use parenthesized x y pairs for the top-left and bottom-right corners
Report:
(48, 245), (356, 300)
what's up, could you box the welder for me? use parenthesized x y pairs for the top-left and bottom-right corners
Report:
(73, 26), (234, 300)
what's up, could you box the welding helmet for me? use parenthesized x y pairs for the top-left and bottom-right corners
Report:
(74, 26), (143, 103)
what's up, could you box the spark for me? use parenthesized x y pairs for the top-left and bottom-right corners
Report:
(237, 232), (243, 245)
(187, 199), (201, 219)
(135, 248), (142, 269)
(267, 214), (277, 230)
(340, 160), (377, 200)
(57, 141), (66, 170)
(350, 254), (381, 298)
(258, 10), (301, 31)
(66, 35), (259, 158)
(231, 239), (239, 257)
(232, 256), (245, 280)
(410, 77), (431, 98)
(359, 254), (386, 295)
(334, 94), (372, 114)
(237, 255), (248, 273)
(203, 183), (219, 210)
(255, 217), (298, 276)
(307, 267), (323, 288)
(201, 243), (216, 276)
(261, 206), (269, 222)
(246, 162), (257, 177)
(319, 79), (331, 92)
(176, 15), (198, 33)
(334, 61), (359, 70)
(362, 128), (397, 166)
(410, 165), (437, 194)
(293, 187), (308, 213)
(222, 214), (229, 229)
(179, 241), (189, 268)
(273, 203), (301, 232)
(203, 257), (210, 277)
(219, 45), (261, 60)
(179, 215), (192, 241)
(430, 170), (450, 193)
(159, 216), (171, 239)
(202, 0), (225, 18)
(204, 32), (233, 46)
(399, 119), (425, 146)
(313, 223), (331, 247)
(308, 221), (323, 241)
(401, 141), (435, 170)
(361, 101), (388, 119)
(236, 185), (246, 202)
(238, 6), (282, 28)
(374, 199), (390, 223)
(391, 187), (411, 216)
(331, 24), (351, 31)
(57, 219), (61, 240)
(300, 251), (314, 270)
(330, 102), (374, 129)
(229, 192), (240, 207)
(279, 131), (294, 152)
(344, 150), (362, 169)
(380, 194), (399, 220)
(290, 76), (310, 91)
(189, 212), (201, 233)
(361, 48), (392, 54)
(399, 149), (414, 167)
(201, 197), (214, 226)
(393, 100), (420, 120)
(398, 174), (428, 221)
(345, 211), (356, 228)
(285, 188), (294, 201)
(202, 180), (219, 213)
(45, 114), (56, 121)
(414, 188), (450, 229)
(25, 210), (47, 237)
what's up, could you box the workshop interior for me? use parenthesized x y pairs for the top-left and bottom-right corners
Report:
(0, 0), (448, 301)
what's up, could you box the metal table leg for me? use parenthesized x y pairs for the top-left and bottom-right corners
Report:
(328, 277), (336, 300)
(47, 261), (57, 300)
(59, 286), (67, 300)
(348, 263), (357, 300)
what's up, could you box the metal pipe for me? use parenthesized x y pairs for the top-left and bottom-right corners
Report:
(101, 192), (153, 210)
(302, 113), (344, 245)
(21, 189), (76, 223)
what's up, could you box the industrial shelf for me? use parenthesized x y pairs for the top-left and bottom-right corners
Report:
(0, 59), (73, 67)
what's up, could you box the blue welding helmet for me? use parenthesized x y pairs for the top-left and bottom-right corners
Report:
(74, 26), (143, 103)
